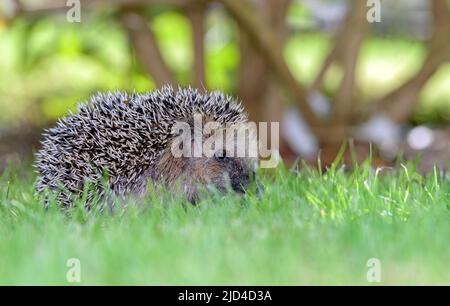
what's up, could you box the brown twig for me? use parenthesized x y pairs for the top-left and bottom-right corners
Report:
(121, 11), (176, 87)
(332, 0), (369, 124)
(236, 0), (291, 158)
(186, 2), (207, 89)
(7, 0), (190, 17)
(369, 0), (450, 123)
(219, 0), (321, 129)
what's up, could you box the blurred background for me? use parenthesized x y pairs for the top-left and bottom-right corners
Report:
(0, 0), (449, 172)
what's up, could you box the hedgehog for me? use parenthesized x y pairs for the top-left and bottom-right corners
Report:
(35, 86), (258, 207)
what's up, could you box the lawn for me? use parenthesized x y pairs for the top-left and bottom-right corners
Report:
(0, 161), (449, 285)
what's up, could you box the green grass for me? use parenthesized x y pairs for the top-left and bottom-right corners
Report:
(0, 162), (449, 285)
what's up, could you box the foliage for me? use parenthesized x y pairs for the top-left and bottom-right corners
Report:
(0, 162), (449, 285)
(1, 10), (450, 127)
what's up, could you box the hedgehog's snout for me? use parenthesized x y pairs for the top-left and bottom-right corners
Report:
(221, 156), (256, 195)
(230, 168), (255, 194)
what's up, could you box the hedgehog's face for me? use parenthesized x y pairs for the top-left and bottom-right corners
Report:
(188, 150), (257, 197)
(167, 115), (259, 202)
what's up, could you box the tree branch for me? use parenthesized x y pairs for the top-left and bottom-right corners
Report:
(186, 2), (207, 89)
(370, 0), (450, 123)
(219, 0), (321, 129)
(333, 0), (369, 124)
(7, 0), (191, 17)
(121, 11), (176, 87)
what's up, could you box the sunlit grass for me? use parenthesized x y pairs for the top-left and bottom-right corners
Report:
(0, 162), (449, 285)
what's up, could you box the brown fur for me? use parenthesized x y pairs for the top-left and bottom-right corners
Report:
(150, 122), (257, 203)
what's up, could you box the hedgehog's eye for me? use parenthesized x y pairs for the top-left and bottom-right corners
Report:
(214, 150), (229, 163)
